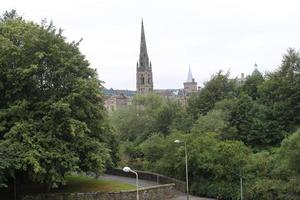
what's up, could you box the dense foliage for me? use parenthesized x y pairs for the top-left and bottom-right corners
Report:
(111, 48), (300, 199)
(0, 11), (116, 188)
(1, 9), (300, 200)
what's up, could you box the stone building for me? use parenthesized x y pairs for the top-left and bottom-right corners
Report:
(183, 67), (198, 94)
(136, 20), (153, 94)
(236, 73), (246, 85)
(104, 93), (132, 112)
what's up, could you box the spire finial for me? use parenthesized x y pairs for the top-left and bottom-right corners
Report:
(141, 18), (144, 34)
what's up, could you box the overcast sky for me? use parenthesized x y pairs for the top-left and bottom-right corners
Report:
(2, 0), (300, 89)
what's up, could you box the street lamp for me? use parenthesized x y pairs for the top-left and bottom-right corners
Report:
(240, 175), (243, 200)
(174, 139), (189, 200)
(123, 166), (139, 200)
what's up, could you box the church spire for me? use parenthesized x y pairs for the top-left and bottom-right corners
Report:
(138, 19), (150, 70)
(136, 20), (153, 94)
(186, 65), (193, 82)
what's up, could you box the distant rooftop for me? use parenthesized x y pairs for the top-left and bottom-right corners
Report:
(102, 88), (136, 96)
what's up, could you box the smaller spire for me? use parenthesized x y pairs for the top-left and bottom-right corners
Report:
(186, 65), (193, 82)
(252, 63), (262, 76)
(254, 63), (258, 69)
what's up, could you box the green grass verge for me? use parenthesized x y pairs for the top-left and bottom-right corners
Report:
(52, 175), (135, 193)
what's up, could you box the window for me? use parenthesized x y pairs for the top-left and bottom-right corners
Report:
(141, 76), (145, 85)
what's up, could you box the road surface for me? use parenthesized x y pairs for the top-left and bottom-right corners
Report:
(100, 174), (215, 200)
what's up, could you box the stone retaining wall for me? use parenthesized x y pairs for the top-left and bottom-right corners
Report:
(22, 183), (175, 200)
(106, 168), (186, 192)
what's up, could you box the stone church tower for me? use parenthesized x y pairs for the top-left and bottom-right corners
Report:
(136, 20), (153, 94)
(184, 66), (198, 93)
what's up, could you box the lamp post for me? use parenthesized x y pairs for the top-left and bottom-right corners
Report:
(123, 166), (139, 200)
(240, 175), (243, 200)
(174, 139), (189, 200)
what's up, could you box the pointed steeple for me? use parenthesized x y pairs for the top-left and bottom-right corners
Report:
(136, 20), (153, 94)
(138, 19), (149, 70)
(186, 65), (193, 82)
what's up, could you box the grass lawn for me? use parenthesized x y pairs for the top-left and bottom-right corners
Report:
(52, 175), (135, 193)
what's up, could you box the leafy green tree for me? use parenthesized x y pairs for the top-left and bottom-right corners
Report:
(110, 105), (155, 141)
(192, 109), (227, 135)
(278, 129), (300, 176)
(187, 71), (238, 119)
(223, 94), (285, 148)
(111, 93), (189, 141)
(118, 141), (144, 170)
(140, 134), (166, 169)
(245, 130), (300, 200)
(189, 136), (250, 199)
(149, 130), (190, 178)
(155, 100), (189, 135)
(246, 179), (282, 200)
(111, 94), (191, 170)
(0, 11), (113, 188)
(270, 130), (300, 199)
(244, 151), (280, 199)
(258, 48), (300, 134)
(139, 130), (252, 199)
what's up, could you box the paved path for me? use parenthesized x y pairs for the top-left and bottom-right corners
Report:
(100, 174), (215, 200)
